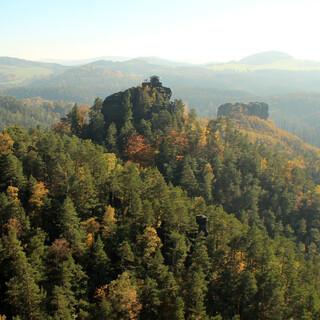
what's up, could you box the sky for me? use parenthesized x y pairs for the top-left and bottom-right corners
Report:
(1, 0), (320, 63)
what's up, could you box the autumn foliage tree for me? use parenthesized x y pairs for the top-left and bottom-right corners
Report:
(125, 134), (154, 166)
(96, 272), (142, 320)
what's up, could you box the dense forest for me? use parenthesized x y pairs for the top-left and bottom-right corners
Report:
(0, 96), (73, 130)
(2, 77), (320, 319)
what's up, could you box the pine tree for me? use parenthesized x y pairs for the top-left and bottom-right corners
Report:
(185, 268), (208, 320)
(67, 104), (88, 136)
(69, 165), (98, 218)
(88, 235), (110, 292)
(26, 229), (47, 284)
(139, 119), (153, 141)
(140, 277), (161, 319)
(106, 122), (118, 153)
(189, 234), (210, 274)
(59, 197), (85, 252)
(118, 241), (135, 270)
(3, 226), (45, 320)
(47, 240), (88, 319)
(174, 296), (185, 320)
(122, 91), (134, 129)
(201, 163), (214, 202)
(180, 158), (198, 196)
(120, 91), (135, 150)
(238, 270), (258, 317)
(0, 154), (26, 191)
(158, 269), (183, 319)
(87, 97), (105, 144)
(51, 285), (74, 320)
(167, 231), (189, 274)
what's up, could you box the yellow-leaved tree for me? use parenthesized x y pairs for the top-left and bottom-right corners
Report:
(138, 226), (162, 261)
(6, 186), (19, 202)
(96, 271), (142, 320)
(81, 217), (100, 247)
(102, 205), (117, 239)
(0, 131), (14, 155)
(29, 181), (49, 208)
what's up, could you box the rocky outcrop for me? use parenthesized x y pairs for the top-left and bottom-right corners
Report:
(102, 76), (173, 129)
(142, 75), (172, 100)
(217, 102), (269, 120)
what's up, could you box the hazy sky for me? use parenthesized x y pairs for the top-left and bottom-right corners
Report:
(1, 0), (320, 63)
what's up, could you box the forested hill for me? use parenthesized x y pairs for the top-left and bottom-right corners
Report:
(217, 102), (320, 156)
(0, 95), (73, 130)
(2, 78), (320, 319)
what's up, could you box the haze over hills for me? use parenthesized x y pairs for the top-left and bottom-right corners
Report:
(2, 51), (320, 145)
(207, 51), (320, 71)
(0, 56), (67, 86)
(42, 56), (193, 67)
(240, 51), (294, 64)
(41, 56), (131, 66)
(39, 51), (320, 69)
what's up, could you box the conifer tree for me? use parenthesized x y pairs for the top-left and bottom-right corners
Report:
(201, 162), (214, 202)
(87, 97), (105, 144)
(67, 104), (88, 136)
(185, 268), (208, 320)
(3, 226), (45, 320)
(180, 158), (198, 196)
(69, 165), (98, 218)
(88, 235), (110, 292)
(51, 285), (74, 320)
(139, 277), (161, 319)
(47, 240), (88, 319)
(0, 154), (26, 191)
(5, 186), (30, 232)
(27, 229), (47, 284)
(106, 123), (118, 153)
(59, 197), (85, 252)
(120, 91), (134, 137)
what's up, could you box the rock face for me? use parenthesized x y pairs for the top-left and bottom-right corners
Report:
(217, 102), (269, 120)
(196, 215), (208, 236)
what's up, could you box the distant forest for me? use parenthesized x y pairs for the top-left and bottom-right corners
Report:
(0, 96), (73, 130)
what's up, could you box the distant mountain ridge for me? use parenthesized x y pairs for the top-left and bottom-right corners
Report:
(41, 56), (131, 65)
(239, 51), (293, 65)
(0, 56), (67, 86)
(0, 56), (65, 68)
(206, 52), (320, 72)
(3, 52), (320, 147)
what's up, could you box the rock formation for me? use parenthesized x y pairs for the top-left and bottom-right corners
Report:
(217, 102), (269, 120)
